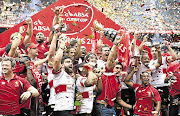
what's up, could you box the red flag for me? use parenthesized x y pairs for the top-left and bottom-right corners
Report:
(117, 30), (130, 71)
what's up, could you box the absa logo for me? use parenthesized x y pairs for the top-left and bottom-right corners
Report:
(57, 3), (94, 35)
(33, 19), (50, 31)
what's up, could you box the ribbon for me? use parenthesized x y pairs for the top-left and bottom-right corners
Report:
(30, 62), (44, 116)
(91, 30), (98, 54)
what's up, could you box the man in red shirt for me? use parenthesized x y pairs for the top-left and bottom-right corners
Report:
(95, 36), (133, 116)
(125, 69), (161, 116)
(36, 7), (63, 59)
(0, 57), (39, 116)
(164, 60), (180, 116)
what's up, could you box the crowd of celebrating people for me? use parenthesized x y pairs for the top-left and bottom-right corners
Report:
(0, 6), (179, 116)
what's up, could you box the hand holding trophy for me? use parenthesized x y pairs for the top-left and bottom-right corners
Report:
(93, 20), (119, 42)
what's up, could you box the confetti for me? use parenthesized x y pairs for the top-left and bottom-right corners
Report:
(86, 0), (179, 30)
(72, 20), (78, 26)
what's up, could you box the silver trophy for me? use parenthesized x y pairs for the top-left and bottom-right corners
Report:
(103, 28), (118, 42)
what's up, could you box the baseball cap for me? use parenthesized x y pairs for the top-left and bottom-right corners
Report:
(25, 43), (38, 53)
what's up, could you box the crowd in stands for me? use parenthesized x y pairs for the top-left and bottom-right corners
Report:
(0, 0), (56, 24)
(0, 3), (179, 116)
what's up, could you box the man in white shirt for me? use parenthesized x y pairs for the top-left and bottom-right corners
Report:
(76, 63), (98, 115)
(149, 42), (178, 116)
(52, 39), (75, 116)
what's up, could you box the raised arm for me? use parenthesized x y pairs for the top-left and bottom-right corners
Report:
(74, 39), (82, 59)
(154, 46), (162, 68)
(106, 35), (122, 69)
(130, 32), (139, 52)
(53, 37), (66, 70)
(48, 7), (61, 43)
(48, 32), (59, 64)
(23, 18), (33, 46)
(124, 67), (139, 87)
(164, 41), (178, 62)
(138, 34), (148, 51)
(8, 27), (25, 57)
(84, 71), (97, 87)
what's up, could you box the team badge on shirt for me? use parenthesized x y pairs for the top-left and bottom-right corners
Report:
(41, 45), (45, 50)
(1, 82), (5, 85)
(15, 81), (19, 87)
(147, 92), (151, 97)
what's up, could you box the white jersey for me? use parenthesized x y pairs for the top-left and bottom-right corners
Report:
(133, 62), (156, 84)
(47, 65), (55, 105)
(52, 70), (76, 111)
(97, 59), (106, 71)
(150, 57), (168, 87)
(76, 76), (94, 114)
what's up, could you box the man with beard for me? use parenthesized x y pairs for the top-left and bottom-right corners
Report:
(52, 38), (75, 116)
(149, 41), (178, 115)
(125, 70), (161, 116)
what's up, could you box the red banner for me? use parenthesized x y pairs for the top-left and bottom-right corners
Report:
(0, 0), (152, 65)
(0, 0), (121, 51)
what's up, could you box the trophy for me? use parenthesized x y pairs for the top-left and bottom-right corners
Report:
(93, 20), (119, 42)
(93, 20), (104, 31)
(103, 28), (118, 42)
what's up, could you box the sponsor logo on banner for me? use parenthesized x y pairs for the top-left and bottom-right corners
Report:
(58, 3), (93, 35)
(33, 19), (50, 31)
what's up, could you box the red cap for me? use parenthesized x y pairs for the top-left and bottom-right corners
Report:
(25, 43), (38, 53)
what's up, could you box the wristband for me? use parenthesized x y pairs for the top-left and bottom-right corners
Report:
(28, 91), (33, 96)
(26, 67), (31, 70)
(113, 43), (118, 46)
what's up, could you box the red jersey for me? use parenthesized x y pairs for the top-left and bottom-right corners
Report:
(133, 84), (161, 116)
(0, 74), (32, 115)
(167, 62), (180, 97)
(96, 67), (121, 107)
(37, 41), (50, 59)
(0, 47), (6, 57)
